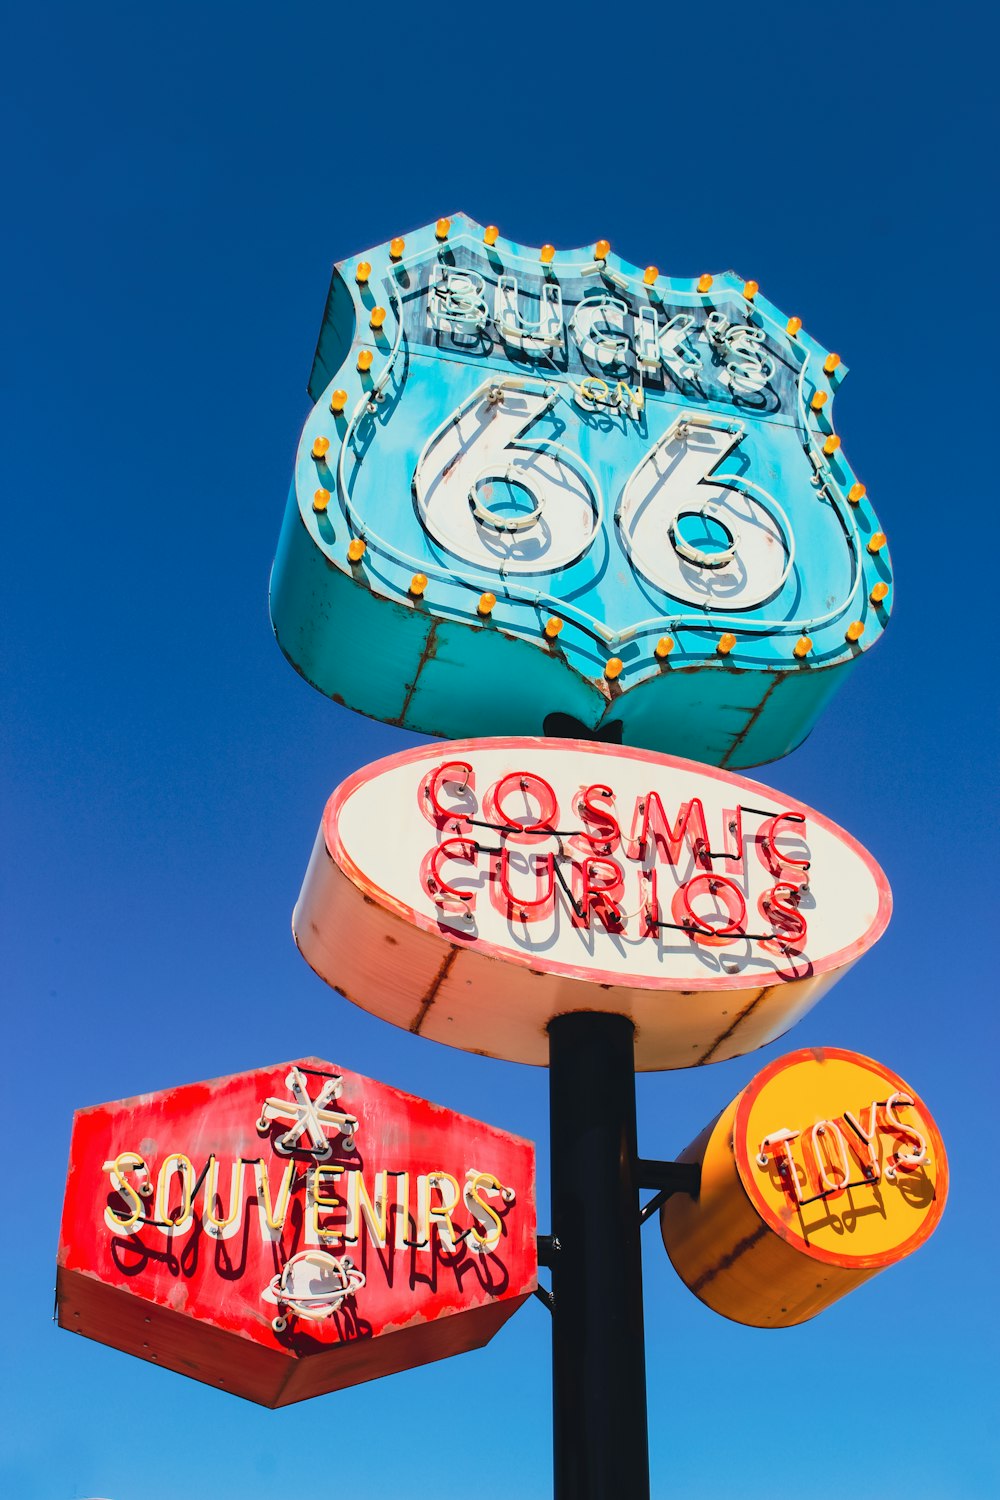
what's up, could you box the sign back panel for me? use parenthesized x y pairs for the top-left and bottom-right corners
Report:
(57, 1059), (536, 1406)
(270, 215), (891, 767)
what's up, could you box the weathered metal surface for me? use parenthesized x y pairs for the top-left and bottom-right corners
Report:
(293, 739), (891, 1069)
(270, 214), (891, 767)
(660, 1047), (947, 1326)
(57, 1059), (536, 1405)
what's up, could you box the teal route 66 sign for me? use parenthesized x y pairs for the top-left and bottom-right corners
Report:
(270, 215), (891, 767)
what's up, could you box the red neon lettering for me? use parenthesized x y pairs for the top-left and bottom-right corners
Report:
(757, 882), (808, 952)
(756, 811), (810, 883)
(670, 873), (747, 947)
(419, 839), (479, 913)
(720, 806), (744, 874)
(639, 867), (659, 938)
(484, 772), (558, 833)
(571, 857), (625, 932)
(575, 783), (621, 853)
(418, 761), (475, 830)
(626, 794), (710, 867)
(489, 846), (556, 923)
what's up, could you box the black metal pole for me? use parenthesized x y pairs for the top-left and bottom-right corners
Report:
(548, 1012), (649, 1500)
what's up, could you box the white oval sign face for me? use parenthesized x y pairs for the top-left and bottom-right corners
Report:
(294, 739), (891, 1069)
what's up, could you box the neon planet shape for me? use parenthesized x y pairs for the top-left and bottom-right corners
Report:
(263, 1250), (366, 1327)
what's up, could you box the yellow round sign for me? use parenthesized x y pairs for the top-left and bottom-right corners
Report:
(734, 1047), (947, 1270)
(662, 1047), (947, 1327)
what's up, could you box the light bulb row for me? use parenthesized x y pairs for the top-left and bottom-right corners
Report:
(310, 526), (888, 655)
(361, 224), (839, 350)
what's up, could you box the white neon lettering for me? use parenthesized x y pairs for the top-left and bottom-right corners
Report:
(618, 414), (790, 609)
(307, 1164), (345, 1245)
(203, 1157), (247, 1240)
(154, 1153), (196, 1236)
(414, 380), (600, 576)
(427, 266), (489, 337)
(842, 1102), (881, 1181)
(570, 295), (630, 368)
(706, 313), (774, 394)
(463, 1170), (513, 1253)
(758, 1094), (931, 1200)
(809, 1121), (851, 1194)
(101, 1152), (149, 1235)
(494, 276), (563, 354)
(756, 1129), (804, 1203)
(635, 308), (702, 381)
(254, 1158), (297, 1240)
(882, 1093), (928, 1175)
(344, 1169), (389, 1249)
(98, 1147), (515, 1257)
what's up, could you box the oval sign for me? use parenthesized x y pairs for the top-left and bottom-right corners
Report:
(294, 739), (891, 1069)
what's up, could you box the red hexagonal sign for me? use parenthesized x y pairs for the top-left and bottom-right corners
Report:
(56, 1058), (537, 1406)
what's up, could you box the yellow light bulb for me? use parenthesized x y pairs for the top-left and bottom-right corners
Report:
(870, 581), (889, 604)
(347, 538), (366, 564)
(330, 389), (348, 414)
(786, 316), (802, 336)
(644, 266), (658, 286)
(823, 434), (841, 455)
(848, 481), (866, 504)
(355, 262), (371, 284)
(357, 349), (374, 372)
(540, 244), (556, 264)
(793, 635), (812, 658)
(311, 435), (331, 460)
(478, 592), (496, 616)
(389, 237), (405, 260)
(743, 279), (759, 300)
(544, 617), (564, 639)
(604, 657), (623, 681)
(484, 224), (500, 246)
(867, 532), (887, 554)
(313, 488), (330, 513)
(654, 636), (675, 659)
(846, 620), (865, 642)
(370, 306), (386, 330)
(410, 573), (428, 596)
(595, 239), (611, 261)
(824, 353), (841, 374)
(811, 390), (828, 410)
(697, 274), (713, 293)
(717, 632), (736, 655)
(435, 217), (450, 240)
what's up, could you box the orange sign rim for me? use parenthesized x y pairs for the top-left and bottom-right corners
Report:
(732, 1046), (948, 1270)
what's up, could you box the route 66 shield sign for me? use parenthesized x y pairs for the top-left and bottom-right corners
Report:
(270, 214), (891, 768)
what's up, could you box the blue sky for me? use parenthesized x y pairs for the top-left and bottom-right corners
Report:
(4, 4), (997, 1496)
